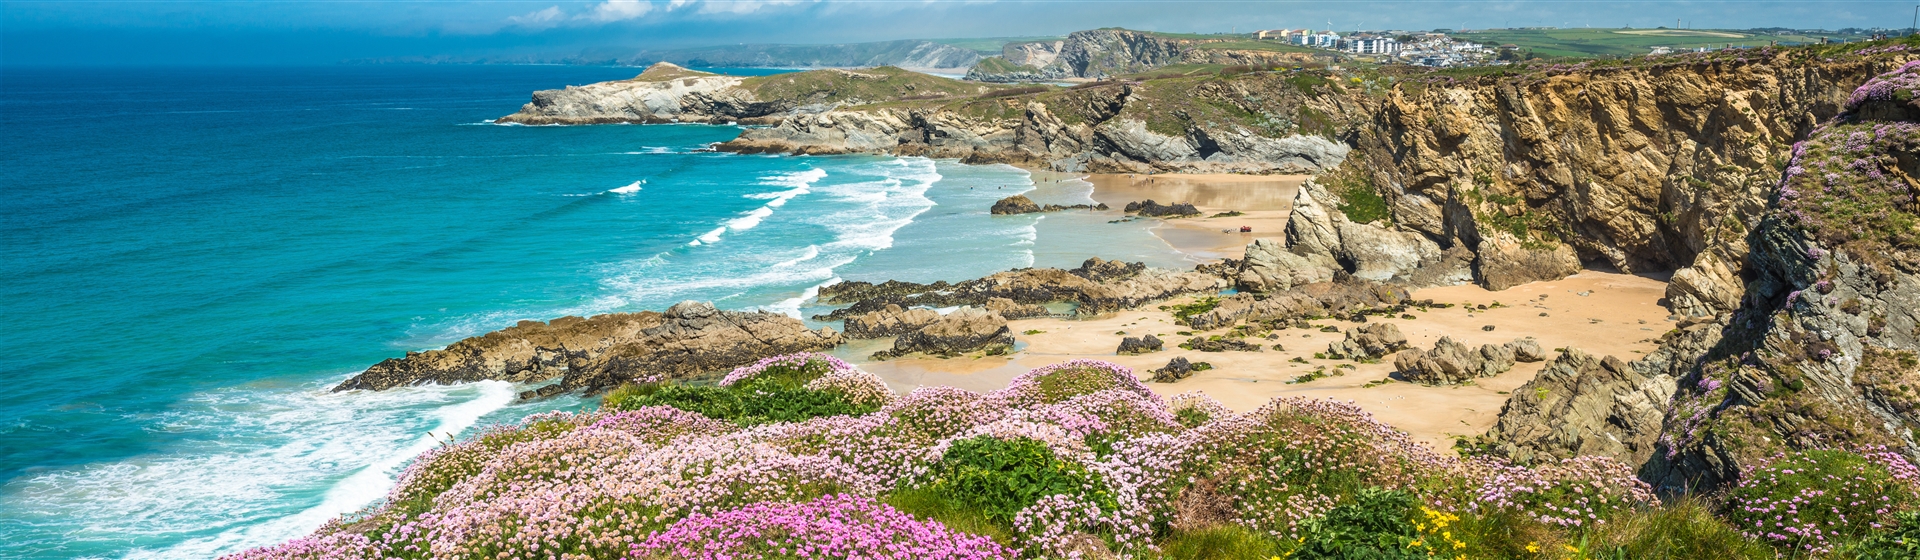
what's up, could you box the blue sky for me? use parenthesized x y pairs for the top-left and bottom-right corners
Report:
(3, 1), (1915, 64)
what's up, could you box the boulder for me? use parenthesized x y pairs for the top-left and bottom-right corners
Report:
(985, 297), (1049, 319)
(1185, 280), (1410, 330)
(1070, 257), (1145, 282)
(1324, 323), (1408, 360)
(842, 304), (941, 339)
(1506, 337), (1547, 362)
(872, 307), (1014, 359)
(990, 195), (1108, 215)
(990, 195), (1043, 214)
(1483, 348), (1677, 466)
(1151, 356), (1197, 383)
(1472, 232), (1582, 291)
(1395, 336), (1508, 384)
(1124, 199), (1201, 217)
(1236, 238), (1337, 293)
(1117, 334), (1165, 354)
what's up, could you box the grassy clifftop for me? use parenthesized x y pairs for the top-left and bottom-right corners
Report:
(739, 66), (1009, 105)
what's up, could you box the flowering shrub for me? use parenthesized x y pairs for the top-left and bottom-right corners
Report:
(1726, 448), (1920, 552)
(628, 494), (1013, 560)
(1469, 455), (1655, 528)
(243, 356), (1919, 560)
(603, 353), (890, 425)
(1848, 60), (1920, 113)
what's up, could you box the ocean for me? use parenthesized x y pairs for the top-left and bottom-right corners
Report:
(0, 65), (1185, 558)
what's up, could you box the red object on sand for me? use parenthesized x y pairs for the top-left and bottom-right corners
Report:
(1240, 226), (1252, 233)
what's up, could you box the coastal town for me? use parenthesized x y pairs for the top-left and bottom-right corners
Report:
(1252, 26), (1905, 67)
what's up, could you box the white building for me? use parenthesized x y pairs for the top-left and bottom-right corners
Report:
(1342, 36), (1400, 54)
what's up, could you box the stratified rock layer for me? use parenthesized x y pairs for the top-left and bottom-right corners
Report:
(872, 307), (1014, 359)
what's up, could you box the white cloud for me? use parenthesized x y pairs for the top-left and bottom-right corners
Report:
(506, 6), (566, 29)
(584, 0), (654, 22)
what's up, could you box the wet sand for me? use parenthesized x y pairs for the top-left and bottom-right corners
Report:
(1082, 173), (1308, 260)
(856, 271), (1675, 454)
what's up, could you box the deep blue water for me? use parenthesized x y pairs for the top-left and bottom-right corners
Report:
(0, 65), (1182, 558)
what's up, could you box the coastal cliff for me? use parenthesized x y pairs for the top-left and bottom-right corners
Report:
(965, 28), (1319, 82)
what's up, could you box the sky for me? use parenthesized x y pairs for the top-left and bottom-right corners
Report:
(2, 0), (1917, 65)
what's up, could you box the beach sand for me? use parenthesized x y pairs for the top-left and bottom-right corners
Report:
(1081, 173), (1308, 260)
(854, 172), (1678, 454)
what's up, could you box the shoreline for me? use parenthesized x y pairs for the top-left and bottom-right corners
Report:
(1022, 169), (1310, 263)
(856, 270), (1676, 454)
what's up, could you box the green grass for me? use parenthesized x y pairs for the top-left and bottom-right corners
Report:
(928, 36), (1065, 55)
(882, 487), (1018, 546)
(739, 66), (1001, 106)
(1191, 40), (1318, 54)
(625, 64), (718, 82)
(1590, 498), (1774, 560)
(1452, 28), (1858, 58)
(1153, 525), (1287, 560)
(968, 56), (1036, 74)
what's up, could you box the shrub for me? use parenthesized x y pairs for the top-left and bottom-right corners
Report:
(1845, 510), (1920, 559)
(629, 493), (1013, 560)
(915, 436), (1116, 527)
(603, 353), (888, 425)
(1725, 448), (1920, 552)
(992, 359), (1153, 407)
(1469, 455), (1656, 529)
(1293, 487), (1423, 559)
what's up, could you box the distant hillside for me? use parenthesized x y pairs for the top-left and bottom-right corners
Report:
(1453, 27), (1871, 58)
(967, 28), (1321, 82)
(622, 40), (982, 70)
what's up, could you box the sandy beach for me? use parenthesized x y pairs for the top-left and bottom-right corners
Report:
(857, 172), (1677, 454)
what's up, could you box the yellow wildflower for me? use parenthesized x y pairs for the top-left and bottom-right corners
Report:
(1526, 542), (1540, 553)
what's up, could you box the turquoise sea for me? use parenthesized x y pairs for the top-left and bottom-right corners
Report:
(0, 65), (1185, 558)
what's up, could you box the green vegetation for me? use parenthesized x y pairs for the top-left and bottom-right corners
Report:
(1169, 297), (1221, 326)
(1294, 488), (1422, 559)
(883, 487), (1017, 545)
(628, 64), (718, 82)
(929, 36), (1064, 55)
(1452, 28), (1846, 59)
(739, 66), (1008, 106)
(602, 366), (880, 426)
(968, 56), (1037, 75)
(1190, 40), (1318, 54)
(914, 436), (1116, 526)
(1153, 525), (1285, 560)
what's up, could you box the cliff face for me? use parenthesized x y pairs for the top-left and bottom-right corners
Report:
(1349, 54), (1894, 319)
(967, 29), (1319, 82)
(720, 73), (1358, 175)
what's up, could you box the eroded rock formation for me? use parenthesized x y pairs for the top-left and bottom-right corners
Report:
(872, 307), (1014, 359)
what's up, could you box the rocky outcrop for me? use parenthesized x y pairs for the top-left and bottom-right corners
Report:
(985, 297), (1050, 319)
(1324, 323), (1409, 360)
(1640, 64), (1920, 490)
(1180, 336), (1263, 352)
(1393, 337), (1542, 385)
(966, 29), (1318, 82)
(1348, 52), (1902, 311)
(1234, 179), (1474, 291)
(1124, 200), (1200, 217)
(339, 301), (842, 397)
(1117, 334), (1165, 354)
(334, 313), (662, 392)
(495, 63), (755, 125)
(1151, 356), (1200, 383)
(842, 304), (940, 339)
(535, 301), (843, 397)
(1484, 349), (1676, 466)
(1184, 280), (1411, 331)
(817, 258), (1227, 321)
(872, 307), (1014, 359)
(990, 195), (1107, 214)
